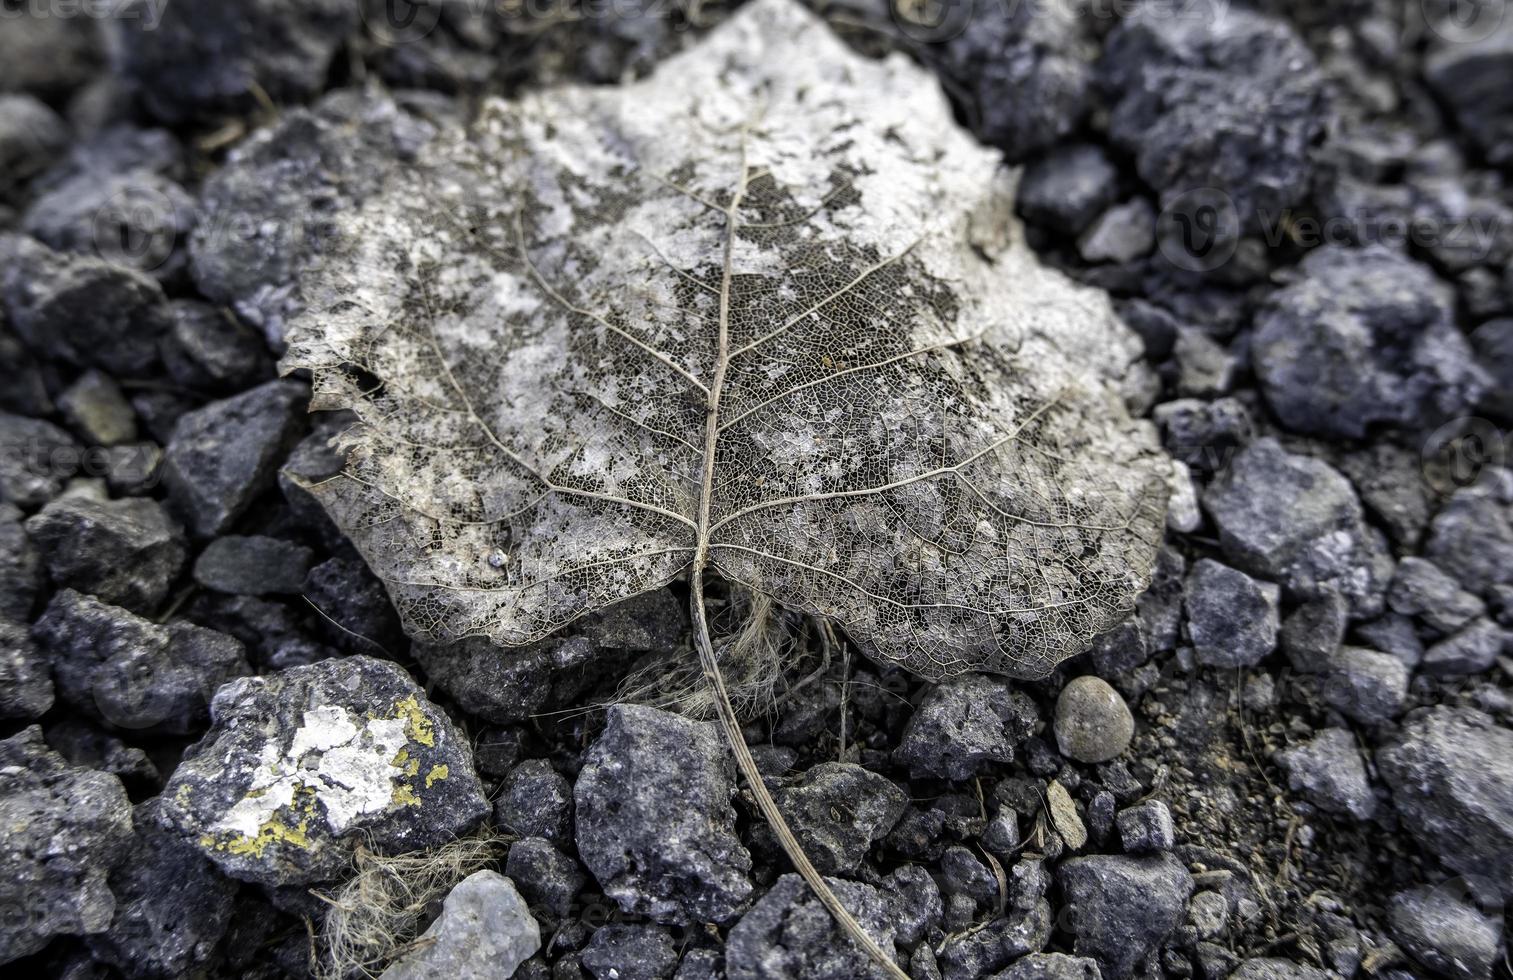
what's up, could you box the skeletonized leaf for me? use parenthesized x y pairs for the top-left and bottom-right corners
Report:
(282, 0), (1169, 680)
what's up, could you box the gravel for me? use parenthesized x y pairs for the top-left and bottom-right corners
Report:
(1054, 676), (1134, 764)
(379, 870), (540, 980)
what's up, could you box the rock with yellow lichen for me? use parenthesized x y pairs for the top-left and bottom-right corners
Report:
(158, 656), (488, 888)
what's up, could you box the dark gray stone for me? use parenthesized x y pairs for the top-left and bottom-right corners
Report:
(1387, 884), (1502, 980)
(990, 953), (1103, 980)
(1228, 959), (1329, 980)
(87, 798), (237, 980)
(0, 619), (52, 721)
(1318, 646), (1409, 725)
(1253, 247), (1488, 438)
(1423, 618), (1507, 676)
(938, 901), (1053, 980)
(380, 871), (541, 980)
(0, 94), (68, 197)
(771, 762), (907, 875)
(0, 324), (51, 417)
(0, 233), (170, 376)
(301, 555), (403, 655)
(1378, 707), (1513, 899)
(42, 719), (159, 791)
(895, 674), (1039, 780)
(982, 804), (1021, 858)
(1280, 590), (1348, 671)
(1136, 546), (1186, 653)
(1153, 397), (1253, 477)
(1425, 473), (1513, 596)
(1471, 318), (1513, 423)
(193, 535), (314, 596)
(1054, 676), (1133, 764)
(117, 0), (358, 125)
(575, 704), (752, 925)
(0, 412), (80, 507)
(941, 845), (998, 907)
(23, 169), (197, 283)
(505, 836), (586, 919)
(0, 503), (42, 622)
(160, 300), (274, 394)
(159, 656), (489, 887)
(414, 635), (614, 725)
(581, 923), (678, 980)
(725, 873), (898, 980)
(164, 378), (308, 536)
(1115, 800), (1174, 853)
(1389, 557), (1484, 635)
(1058, 854), (1194, 980)
(1204, 438), (1393, 618)
(1017, 144), (1119, 234)
(1353, 612), (1424, 669)
(1424, 18), (1513, 166)
(1337, 443), (1434, 548)
(0, 726), (133, 964)
(1184, 558), (1279, 668)
(495, 760), (573, 849)
(25, 494), (186, 613)
(1276, 728), (1376, 821)
(32, 589), (249, 735)
(880, 864), (942, 947)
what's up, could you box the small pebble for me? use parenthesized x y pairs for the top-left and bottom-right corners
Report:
(1054, 676), (1135, 763)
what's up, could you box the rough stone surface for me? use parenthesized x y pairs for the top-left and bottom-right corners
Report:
(1204, 438), (1393, 618)
(1058, 854), (1194, 980)
(32, 589), (248, 735)
(1017, 143), (1119, 235)
(938, 901), (1054, 980)
(1387, 884), (1503, 980)
(1424, 17), (1513, 165)
(1388, 557), (1486, 635)
(380, 871), (540, 980)
(164, 378), (308, 536)
(0, 412), (81, 508)
(495, 759), (574, 849)
(1228, 959), (1330, 980)
(414, 635), (614, 726)
(725, 873), (898, 980)
(1422, 618), (1506, 676)
(1424, 473), (1513, 596)
(25, 494), (186, 613)
(1276, 728), (1376, 821)
(0, 94), (69, 194)
(1253, 247), (1488, 438)
(1318, 646), (1409, 725)
(505, 836), (586, 919)
(1378, 707), (1513, 898)
(575, 704), (753, 925)
(991, 953), (1104, 980)
(1115, 800), (1175, 853)
(1054, 676), (1134, 764)
(1184, 558), (1280, 668)
(0, 726), (133, 964)
(0, 619), (52, 720)
(159, 656), (489, 887)
(193, 535), (314, 596)
(160, 299), (274, 395)
(580, 923), (679, 980)
(895, 674), (1040, 780)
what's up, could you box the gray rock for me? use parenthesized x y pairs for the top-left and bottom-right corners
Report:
(1204, 438), (1393, 618)
(0, 94), (68, 195)
(159, 299), (274, 394)
(301, 555), (403, 655)
(0, 619), (52, 720)
(1318, 646), (1409, 725)
(380, 871), (540, 980)
(0, 412), (79, 507)
(1337, 443), (1434, 548)
(939, 902), (1053, 980)
(1136, 546), (1186, 653)
(942, 1), (1094, 161)
(117, 0), (358, 125)
(414, 635), (616, 725)
(193, 535), (314, 596)
(1279, 590), (1348, 671)
(982, 803), (1021, 858)
(1101, 5), (1325, 232)
(941, 845), (999, 907)
(0, 325), (50, 418)
(1057, 854), (1194, 980)
(1424, 473), (1513, 596)
(1171, 327), (1238, 398)
(991, 953), (1102, 980)
(575, 704), (752, 925)
(87, 798), (237, 980)
(25, 494), (186, 613)
(1153, 397), (1253, 477)
(23, 170), (197, 283)
(1353, 612), (1424, 669)
(880, 864), (942, 947)
(1115, 800), (1174, 853)
(1253, 247), (1488, 438)
(495, 760), (574, 849)
(1017, 144), (1119, 234)
(1423, 618), (1507, 676)
(675, 949), (724, 980)
(1053, 676), (1134, 764)
(57, 372), (139, 447)
(0, 726), (133, 964)
(1184, 559), (1280, 668)
(159, 656), (489, 887)
(33, 589), (248, 734)
(1078, 199), (1155, 265)
(771, 762), (907, 875)
(1388, 557), (1485, 634)
(1275, 728), (1376, 821)
(0, 233), (170, 376)
(42, 719), (159, 791)
(505, 836), (586, 919)
(725, 873), (898, 980)
(164, 378), (308, 536)
(0, 503), (40, 622)
(581, 923), (678, 980)
(895, 674), (1039, 780)
(1387, 884), (1502, 980)
(1424, 17), (1513, 166)
(1228, 959), (1330, 980)
(1378, 707), (1513, 898)
(1471, 318), (1513, 423)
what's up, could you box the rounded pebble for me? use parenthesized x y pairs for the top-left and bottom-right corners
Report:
(1054, 676), (1135, 763)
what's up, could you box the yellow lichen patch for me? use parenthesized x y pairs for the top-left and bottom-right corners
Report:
(406, 758), (420, 777)
(424, 764), (449, 788)
(392, 783), (421, 807)
(175, 784), (193, 807)
(393, 695), (435, 747)
(392, 747), (409, 767)
(208, 815), (312, 858)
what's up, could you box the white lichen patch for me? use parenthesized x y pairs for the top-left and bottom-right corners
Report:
(212, 705), (417, 843)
